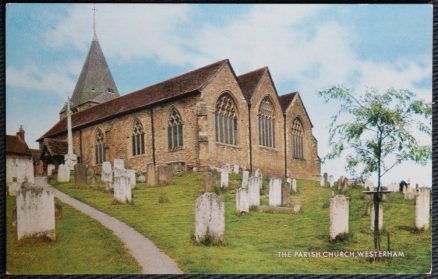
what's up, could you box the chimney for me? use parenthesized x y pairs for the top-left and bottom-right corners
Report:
(16, 125), (25, 142)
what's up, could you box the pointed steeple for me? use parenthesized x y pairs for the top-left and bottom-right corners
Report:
(60, 12), (119, 117)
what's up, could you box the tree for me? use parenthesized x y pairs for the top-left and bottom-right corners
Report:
(319, 86), (431, 253)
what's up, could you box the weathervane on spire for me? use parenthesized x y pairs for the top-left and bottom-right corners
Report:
(92, 4), (97, 39)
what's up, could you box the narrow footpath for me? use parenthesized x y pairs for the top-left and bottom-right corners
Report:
(35, 177), (183, 274)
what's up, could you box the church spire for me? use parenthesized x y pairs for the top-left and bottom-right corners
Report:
(92, 4), (97, 40)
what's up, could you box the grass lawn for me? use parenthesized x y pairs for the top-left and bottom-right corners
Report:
(6, 196), (141, 274)
(51, 172), (431, 274)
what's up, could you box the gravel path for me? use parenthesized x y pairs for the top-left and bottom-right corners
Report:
(35, 178), (183, 274)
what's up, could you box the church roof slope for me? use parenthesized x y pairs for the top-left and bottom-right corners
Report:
(43, 138), (68, 156)
(40, 59), (229, 140)
(237, 67), (268, 101)
(6, 135), (32, 157)
(60, 36), (119, 114)
(278, 92), (297, 113)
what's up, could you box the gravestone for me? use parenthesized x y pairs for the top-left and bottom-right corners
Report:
(47, 164), (56, 176)
(248, 176), (260, 206)
(236, 188), (249, 213)
(146, 163), (156, 186)
(320, 176), (325, 187)
(86, 167), (96, 185)
(101, 161), (113, 189)
(329, 195), (349, 240)
(137, 173), (146, 183)
(126, 169), (136, 189)
(16, 186), (56, 241)
(255, 169), (263, 189)
(220, 166), (229, 188)
(113, 159), (125, 178)
(282, 182), (292, 207)
(204, 169), (217, 192)
(291, 178), (297, 193)
(158, 165), (173, 185)
(57, 164), (70, 183)
(416, 187), (430, 230)
(370, 203), (383, 231)
(328, 175), (335, 187)
(8, 181), (21, 196)
(74, 163), (87, 186)
(195, 192), (225, 245)
(364, 179), (374, 191)
(404, 187), (416, 200)
(241, 170), (249, 189)
(233, 164), (239, 174)
(323, 172), (328, 185)
(338, 176), (348, 193)
(113, 175), (132, 203)
(269, 178), (282, 206)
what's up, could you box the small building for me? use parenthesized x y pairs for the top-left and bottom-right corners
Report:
(6, 126), (34, 184)
(39, 138), (68, 174)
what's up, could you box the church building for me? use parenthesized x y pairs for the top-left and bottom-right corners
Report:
(38, 32), (320, 180)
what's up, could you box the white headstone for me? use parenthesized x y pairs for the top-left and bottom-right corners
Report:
(365, 179), (374, 191)
(248, 176), (260, 206)
(220, 166), (229, 188)
(404, 187), (416, 200)
(255, 169), (263, 189)
(236, 188), (249, 213)
(320, 176), (325, 187)
(371, 203), (383, 231)
(16, 187), (56, 240)
(8, 181), (21, 196)
(113, 175), (132, 203)
(268, 178), (282, 206)
(233, 164), (239, 174)
(329, 195), (349, 240)
(101, 161), (113, 183)
(195, 192), (224, 244)
(416, 188), (430, 230)
(57, 164), (70, 183)
(291, 178), (297, 193)
(47, 164), (56, 176)
(113, 159), (125, 178)
(328, 175), (335, 187)
(126, 169), (136, 189)
(241, 170), (249, 189)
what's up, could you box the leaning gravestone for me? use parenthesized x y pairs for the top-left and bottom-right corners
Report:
(328, 175), (335, 187)
(57, 164), (70, 183)
(158, 165), (173, 185)
(282, 182), (292, 207)
(204, 169), (217, 192)
(195, 192), (225, 245)
(101, 161), (113, 189)
(146, 163), (156, 186)
(269, 178), (282, 206)
(233, 164), (239, 174)
(126, 169), (136, 189)
(220, 166), (229, 188)
(370, 203), (383, 231)
(241, 170), (249, 189)
(329, 195), (349, 240)
(416, 187), (430, 230)
(113, 159), (125, 178)
(16, 186), (56, 241)
(248, 176), (260, 206)
(113, 175), (132, 203)
(236, 188), (249, 213)
(74, 163), (87, 186)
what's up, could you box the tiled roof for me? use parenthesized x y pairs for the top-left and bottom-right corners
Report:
(6, 135), (32, 157)
(43, 138), (68, 156)
(278, 92), (297, 113)
(40, 59), (229, 140)
(60, 35), (119, 114)
(237, 67), (267, 101)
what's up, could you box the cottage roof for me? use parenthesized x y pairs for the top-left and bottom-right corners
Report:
(237, 67), (267, 102)
(60, 35), (119, 114)
(6, 135), (32, 157)
(40, 59), (229, 140)
(42, 138), (68, 156)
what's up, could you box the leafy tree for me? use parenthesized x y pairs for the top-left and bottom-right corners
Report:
(319, 86), (431, 252)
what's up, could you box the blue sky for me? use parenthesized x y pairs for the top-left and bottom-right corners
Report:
(6, 4), (432, 186)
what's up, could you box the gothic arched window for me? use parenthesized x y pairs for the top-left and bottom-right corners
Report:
(215, 93), (238, 145)
(168, 108), (183, 150)
(95, 128), (105, 164)
(292, 117), (304, 159)
(258, 97), (275, 148)
(132, 119), (145, 156)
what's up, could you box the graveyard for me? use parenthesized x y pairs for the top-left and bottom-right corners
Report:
(40, 171), (431, 274)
